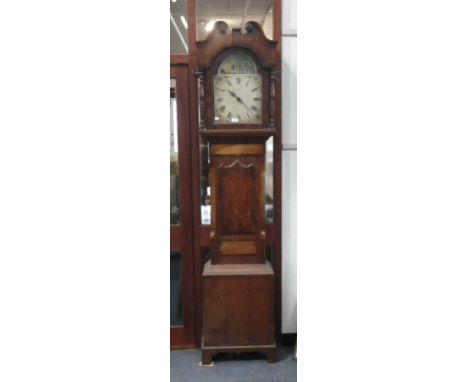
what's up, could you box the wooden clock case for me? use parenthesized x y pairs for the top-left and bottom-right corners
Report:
(195, 21), (279, 365)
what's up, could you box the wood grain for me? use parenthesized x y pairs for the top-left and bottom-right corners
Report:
(219, 240), (256, 255)
(210, 144), (265, 156)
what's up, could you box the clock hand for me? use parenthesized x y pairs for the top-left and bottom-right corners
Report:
(236, 96), (254, 115)
(227, 89), (244, 103)
(226, 90), (250, 108)
(225, 89), (254, 116)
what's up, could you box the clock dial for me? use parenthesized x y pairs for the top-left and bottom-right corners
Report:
(213, 53), (262, 125)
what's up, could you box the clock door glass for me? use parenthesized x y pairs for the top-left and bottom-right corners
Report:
(213, 53), (262, 124)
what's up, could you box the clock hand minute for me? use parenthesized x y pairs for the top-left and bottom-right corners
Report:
(227, 89), (238, 99)
(226, 90), (253, 115)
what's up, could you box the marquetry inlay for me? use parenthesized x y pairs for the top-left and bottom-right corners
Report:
(218, 161), (256, 235)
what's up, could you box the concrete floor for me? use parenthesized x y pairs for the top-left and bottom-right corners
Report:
(170, 346), (296, 382)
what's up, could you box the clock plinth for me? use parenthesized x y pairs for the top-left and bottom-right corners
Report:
(201, 261), (276, 365)
(197, 21), (279, 365)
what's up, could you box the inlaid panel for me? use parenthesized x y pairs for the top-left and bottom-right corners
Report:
(220, 240), (256, 255)
(211, 144), (264, 156)
(217, 160), (257, 235)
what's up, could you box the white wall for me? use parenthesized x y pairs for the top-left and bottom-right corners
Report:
(281, 0), (297, 334)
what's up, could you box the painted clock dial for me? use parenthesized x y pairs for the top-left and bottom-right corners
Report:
(213, 53), (262, 124)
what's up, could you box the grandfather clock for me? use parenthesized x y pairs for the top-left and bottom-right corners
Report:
(195, 21), (279, 365)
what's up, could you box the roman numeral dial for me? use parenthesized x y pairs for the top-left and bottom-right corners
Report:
(213, 74), (262, 124)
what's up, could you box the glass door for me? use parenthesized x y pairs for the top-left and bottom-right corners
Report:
(170, 66), (195, 348)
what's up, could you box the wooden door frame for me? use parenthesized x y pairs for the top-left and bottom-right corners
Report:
(170, 0), (282, 348)
(170, 65), (196, 349)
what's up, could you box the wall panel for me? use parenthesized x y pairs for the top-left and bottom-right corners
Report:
(282, 0), (297, 34)
(282, 36), (297, 146)
(281, 150), (296, 333)
(281, 0), (297, 334)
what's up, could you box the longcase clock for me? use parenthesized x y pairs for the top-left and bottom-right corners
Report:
(195, 21), (279, 365)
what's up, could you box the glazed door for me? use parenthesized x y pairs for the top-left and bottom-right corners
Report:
(170, 66), (195, 348)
